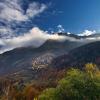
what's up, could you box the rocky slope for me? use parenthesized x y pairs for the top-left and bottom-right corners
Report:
(51, 41), (100, 69)
(0, 38), (99, 83)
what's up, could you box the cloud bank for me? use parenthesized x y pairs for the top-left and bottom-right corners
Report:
(0, 27), (99, 54)
(0, 27), (69, 54)
(78, 30), (96, 36)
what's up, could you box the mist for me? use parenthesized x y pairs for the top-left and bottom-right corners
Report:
(0, 27), (100, 54)
(0, 27), (75, 54)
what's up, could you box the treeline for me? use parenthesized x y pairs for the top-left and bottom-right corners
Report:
(0, 63), (100, 100)
(0, 79), (46, 100)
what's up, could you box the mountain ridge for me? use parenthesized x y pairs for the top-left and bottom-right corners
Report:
(0, 35), (100, 83)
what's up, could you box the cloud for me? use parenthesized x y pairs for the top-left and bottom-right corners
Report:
(78, 30), (96, 36)
(0, 0), (47, 22)
(0, 0), (26, 21)
(0, 0), (47, 40)
(67, 32), (71, 35)
(0, 26), (15, 38)
(26, 2), (47, 18)
(57, 25), (65, 33)
(0, 27), (68, 54)
(0, 26), (99, 54)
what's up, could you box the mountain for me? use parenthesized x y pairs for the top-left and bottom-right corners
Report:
(0, 39), (89, 82)
(51, 41), (100, 69)
(0, 37), (99, 83)
(56, 32), (100, 39)
(57, 33), (81, 39)
(0, 39), (86, 74)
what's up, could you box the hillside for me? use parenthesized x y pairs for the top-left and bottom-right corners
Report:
(51, 41), (100, 69)
(0, 39), (99, 83)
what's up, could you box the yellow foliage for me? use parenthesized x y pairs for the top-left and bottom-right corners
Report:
(85, 63), (98, 78)
(85, 63), (97, 72)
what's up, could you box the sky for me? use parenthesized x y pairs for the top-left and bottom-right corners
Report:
(0, 0), (100, 37)
(0, 0), (100, 53)
(36, 0), (100, 34)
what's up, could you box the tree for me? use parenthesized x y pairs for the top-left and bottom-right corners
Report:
(23, 85), (40, 100)
(39, 63), (100, 100)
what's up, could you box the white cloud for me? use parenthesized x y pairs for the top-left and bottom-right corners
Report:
(0, 0), (47, 22)
(26, 2), (47, 18)
(78, 30), (96, 36)
(0, 27), (15, 38)
(0, 0), (47, 40)
(1, 7), (28, 21)
(57, 24), (65, 33)
(0, 27), (68, 54)
(67, 32), (71, 35)
(0, 27), (99, 54)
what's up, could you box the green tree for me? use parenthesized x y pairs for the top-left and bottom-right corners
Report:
(39, 63), (100, 100)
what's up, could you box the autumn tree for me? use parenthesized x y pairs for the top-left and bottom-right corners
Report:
(39, 63), (100, 100)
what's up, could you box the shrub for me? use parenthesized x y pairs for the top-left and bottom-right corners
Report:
(39, 63), (100, 100)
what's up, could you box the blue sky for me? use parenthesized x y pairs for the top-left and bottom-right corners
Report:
(39, 0), (100, 33)
(0, 0), (100, 53)
(0, 0), (100, 36)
